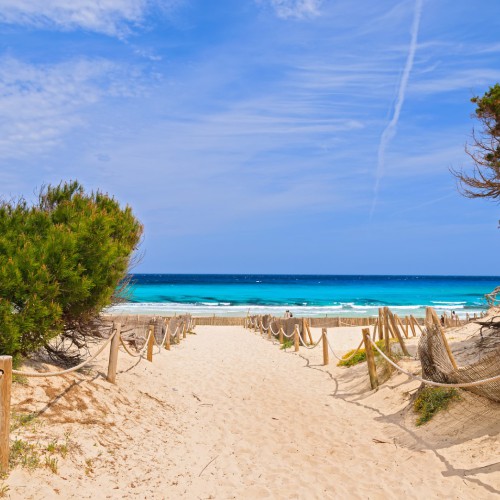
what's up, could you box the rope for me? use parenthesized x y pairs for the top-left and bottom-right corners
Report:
(152, 325), (169, 349)
(119, 335), (144, 358)
(12, 330), (117, 377)
(327, 336), (364, 362)
(367, 336), (500, 388)
(269, 323), (280, 335)
(120, 327), (154, 358)
(298, 331), (322, 349)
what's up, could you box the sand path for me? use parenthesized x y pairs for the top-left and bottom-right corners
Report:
(7, 325), (500, 499)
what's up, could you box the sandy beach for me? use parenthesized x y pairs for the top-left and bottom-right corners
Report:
(6, 324), (500, 499)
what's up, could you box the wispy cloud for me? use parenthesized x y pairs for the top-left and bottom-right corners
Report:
(0, 0), (182, 36)
(410, 68), (500, 95)
(257, 0), (323, 19)
(0, 56), (150, 161)
(370, 0), (423, 219)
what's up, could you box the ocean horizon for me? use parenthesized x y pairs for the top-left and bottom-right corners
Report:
(107, 274), (500, 318)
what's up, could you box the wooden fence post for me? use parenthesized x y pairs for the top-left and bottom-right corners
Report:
(294, 325), (299, 352)
(259, 322), (263, 336)
(371, 320), (377, 341)
(322, 328), (329, 366)
(147, 325), (154, 362)
(183, 322), (187, 339)
(267, 325), (272, 340)
(362, 328), (378, 390)
(428, 307), (458, 370)
(383, 308), (392, 357)
(387, 309), (409, 356)
(378, 308), (384, 341)
(107, 323), (121, 384)
(301, 318), (307, 345)
(395, 314), (409, 339)
(0, 356), (12, 472)
(305, 319), (314, 345)
(279, 327), (284, 344)
(410, 315), (424, 335)
(165, 323), (171, 351)
(408, 316), (417, 337)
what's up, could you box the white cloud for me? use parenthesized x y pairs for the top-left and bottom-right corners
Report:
(0, 0), (181, 36)
(410, 69), (500, 95)
(0, 56), (148, 160)
(370, 0), (423, 219)
(259, 0), (323, 19)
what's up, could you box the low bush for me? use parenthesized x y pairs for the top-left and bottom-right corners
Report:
(337, 339), (389, 367)
(413, 387), (460, 426)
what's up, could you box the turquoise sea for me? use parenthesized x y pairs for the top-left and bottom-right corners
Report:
(107, 274), (500, 318)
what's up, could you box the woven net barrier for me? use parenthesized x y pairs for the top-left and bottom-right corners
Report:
(418, 324), (500, 402)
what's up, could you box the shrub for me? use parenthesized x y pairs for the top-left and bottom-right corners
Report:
(337, 339), (389, 367)
(0, 181), (142, 359)
(413, 387), (460, 426)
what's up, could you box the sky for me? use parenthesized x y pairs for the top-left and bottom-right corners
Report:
(0, 0), (499, 275)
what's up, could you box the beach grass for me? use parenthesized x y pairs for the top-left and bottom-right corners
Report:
(337, 339), (391, 367)
(280, 339), (294, 350)
(414, 387), (461, 426)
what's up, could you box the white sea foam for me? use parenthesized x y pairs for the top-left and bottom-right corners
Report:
(431, 301), (466, 305)
(105, 300), (485, 319)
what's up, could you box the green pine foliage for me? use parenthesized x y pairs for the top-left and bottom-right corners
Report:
(0, 181), (143, 357)
(453, 83), (500, 201)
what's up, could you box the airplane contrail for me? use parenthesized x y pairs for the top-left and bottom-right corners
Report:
(369, 0), (423, 219)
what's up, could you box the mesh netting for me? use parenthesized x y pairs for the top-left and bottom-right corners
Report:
(418, 324), (500, 402)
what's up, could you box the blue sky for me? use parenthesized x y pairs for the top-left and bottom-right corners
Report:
(1, 0), (499, 274)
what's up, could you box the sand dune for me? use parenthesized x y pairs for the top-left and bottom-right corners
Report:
(6, 325), (500, 499)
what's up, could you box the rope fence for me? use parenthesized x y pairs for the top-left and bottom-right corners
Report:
(0, 314), (195, 471)
(245, 306), (500, 394)
(0, 306), (492, 473)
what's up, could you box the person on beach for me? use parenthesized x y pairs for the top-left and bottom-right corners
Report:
(284, 310), (290, 318)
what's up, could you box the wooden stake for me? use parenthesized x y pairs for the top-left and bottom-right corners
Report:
(183, 322), (187, 339)
(268, 325), (272, 340)
(147, 325), (154, 362)
(408, 316), (417, 337)
(106, 323), (121, 384)
(165, 323), (171, 351)
(294, 325), (299, 352)
(428, 307), (458, 370)
(279, 327), (284, 344)
(0, 356), (12, 472)
(322, 328), (329, 366)
(410, 315), (424, 335)
(395, 314), (409, 339)
(404, 316), (409, 338)
(383, 307), (391, 357)
(260, 322), (263, 336)
(387, 309), (409, 356)
(305, 319), (314, 345)
(378, 308), (384, 341)
(301, 318), (307, 345)
(386, 310), (396, 339)
(362, 328), (378, 390)
(372, 320), (378, 341)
